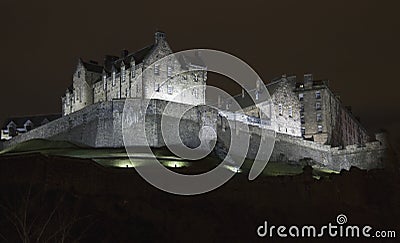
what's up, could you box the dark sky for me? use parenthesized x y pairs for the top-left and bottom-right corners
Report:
(1, 0), (399, 144)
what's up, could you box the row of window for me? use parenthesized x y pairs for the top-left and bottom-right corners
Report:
(299, 102), (322, 112)
(102, 68), (136, 90)
(300, 125), (323, 135)
(300, 113), (322, 124)
(154, 83), (200, 98)
(154, 64), (174, 78)
(298, 91), (321, 101)
(278, 104), (293, 117)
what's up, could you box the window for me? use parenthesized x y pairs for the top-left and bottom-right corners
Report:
(154, 64), (160, 75)
(289, 106), (293, 118)
(300, 104), (304, 112)
(316, 102), (321, 110)
(77, 71), (81, 78)
(315, 91), (321, 99)
(193, 72), (199, 82)
(167, 66), (173, 78)
(301, 127), (306, 135)
(167, 85), (173, 94)
(318, 125), (323, 133)
(317, 113), (322, 122)
(301, 115), (305, 124)
(155, 83), (160, 92)
(112, 71), (116, 86)
(278, 103), (283, 116)
(193, 88), (198, 98)
(121, 67), (126, 82)
(103, 75), (107, 90)
(299, 93), (304, 101)
(131, 67), (135, 80)
(255, 91), (259, 100)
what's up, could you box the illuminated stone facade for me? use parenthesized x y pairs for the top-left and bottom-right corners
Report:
(62, 31), (207, 116)
(294, 74), (371, 146)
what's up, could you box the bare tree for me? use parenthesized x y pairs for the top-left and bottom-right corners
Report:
(0, 183), (93, 242)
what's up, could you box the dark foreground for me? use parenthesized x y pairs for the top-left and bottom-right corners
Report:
(0, 154), (399, 242)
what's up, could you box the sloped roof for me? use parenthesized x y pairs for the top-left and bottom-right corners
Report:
(103, 44), (155, 73)
(82, 61), (103, 73)
(2, 114), (61, 129)
(231, 80), (283, 109)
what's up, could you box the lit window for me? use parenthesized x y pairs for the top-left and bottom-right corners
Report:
(317, 113), (322, 122)
(299, 93), (304, 101)
(316, 91), (321, 99)
(255, 91), (259, 100)
(278, 103), (283, 116)
(318, 125), (323, 133)
(167, 85), (173, 94)
(316, 102), (321, 110)
(167, 66), (173, 78)
(121, 67), (126, 82)
(289, 106), (293, 117)
(112, 71), (116, 86)
(154, 64), (160, 75)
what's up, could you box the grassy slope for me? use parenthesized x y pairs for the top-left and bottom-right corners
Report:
(0, 139), (339, 177)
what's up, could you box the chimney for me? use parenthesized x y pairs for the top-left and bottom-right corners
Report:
(121, 50), (129, 58)
(304, 73), (313, 83)
(104, 55), (118, 70)
(155, 31), (166, 44)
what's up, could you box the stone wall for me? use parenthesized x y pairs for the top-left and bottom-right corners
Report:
(3, 99), (214, 149)
(3, 100), (386, 171)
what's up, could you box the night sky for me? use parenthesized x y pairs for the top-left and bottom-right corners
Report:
(1, 0), (399, 146)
